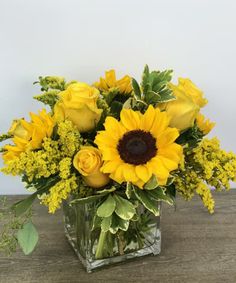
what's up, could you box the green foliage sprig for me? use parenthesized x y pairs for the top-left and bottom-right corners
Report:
(33, 76), (66, 110)
(0, 134), (12, 142)
(34, 76), (66, 92)
(131, 65), (175, 106)
(0, 197), (38, 255)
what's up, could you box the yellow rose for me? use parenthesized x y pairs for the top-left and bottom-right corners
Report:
(178, 78), (208, 108)
(159, 82), (200, 131)
(54, 82), (102, 132)
(73, 146), (110, 188)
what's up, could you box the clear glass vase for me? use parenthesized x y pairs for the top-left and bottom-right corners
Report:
(62, 196), (161, 272)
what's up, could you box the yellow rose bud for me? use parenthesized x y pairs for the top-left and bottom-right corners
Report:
(8, 119), (29, 140)
(159, 83), (200, 131)
(73, 146), (110, 188)
(54, 82), (103, 132)
(178, 78), (208, 108)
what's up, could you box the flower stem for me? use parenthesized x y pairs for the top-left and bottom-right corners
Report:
(95, 230), (107, 259)
(117, 231), (125, 255)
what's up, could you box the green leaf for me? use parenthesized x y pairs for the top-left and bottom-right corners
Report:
(117, 218), (129, 231)
(122, 97), (137, 109)
(12, 194), (37, 217)
(125, 182), (133, 199)
(17, 222), (39, 255)
(105, 90), (119, 105)
(0, 133), (12, 142)
(96, 186), (116, 194)
(95, 106), (107, 131)
(97, 195), (116, 218)
(157, 89), (176, 103)
(0, 146), (6, 153)
(165, 184), (176, 205)
(109, 214), (130, 234)
(145, 90), (161, 104)
(133, 187), (160, 216)
(141, 65), (175, 105)
(70, 194), (104, 205)
(148, 187), (174, 205)
(110, 101), (123, 119)
(166, 176), (175, 186)
(113, 194), (136, 220)
(176, 124), (204, 148)
(12, 175), (61, 217)
(131, 213), (139, 221)
(144, 175), (159, 190)
(101, 216), (112, 232)
(91, 214), (102, 231)
(141, 65), (150, 95)
(132, 78), (141, 99)
(71, 187), (116, 205)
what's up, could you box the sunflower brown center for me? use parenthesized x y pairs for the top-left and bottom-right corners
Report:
(117, 130), (157, 165)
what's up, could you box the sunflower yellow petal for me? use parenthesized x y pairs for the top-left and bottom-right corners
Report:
(110, 164), (124, 184)
(94, 70), (132, 94)
(103, 116), (126, 138)
(135, 165), (152, 183)
(30, 112), (44, 126)
(99, 78), (109, 90)
(158, 143), (183, 162)
(21, 119), (33, 133)
(101, 159), (122, 173)
(105, 70), (116, 87)
(133, 179), (145, 189)
(150, 109), (171, 137)
(100, 148), (119, 161)
(158, 156), (179, 171)
(116, 75), (132, 93)
(120, 109), (140, 130)
(157, 128), (179, 148)
(140, 105), (156, 131)
(4, 144), (23, 152)
(95, 133), (118, 149)
(122, 163), (139, 183)
(148, 157), (169, 180)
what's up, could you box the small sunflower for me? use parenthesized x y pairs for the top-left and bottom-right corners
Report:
(95, 105), (183, 188)
(3, 109), (54, 163)
(196, 113), (215, 135)
(94, 70), (132, 94)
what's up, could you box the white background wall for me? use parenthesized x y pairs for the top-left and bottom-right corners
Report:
(0, 0), (235, 194)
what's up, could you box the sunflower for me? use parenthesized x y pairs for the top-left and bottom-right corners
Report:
(3, 109), (54, 163)
(94, 70), (132, 94)
(95, 105), (183, 188)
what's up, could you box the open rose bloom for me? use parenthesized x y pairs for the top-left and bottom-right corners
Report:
(1, 66), (235, 272)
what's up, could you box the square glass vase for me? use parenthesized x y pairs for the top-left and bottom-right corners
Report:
(62, 197), (161, 272)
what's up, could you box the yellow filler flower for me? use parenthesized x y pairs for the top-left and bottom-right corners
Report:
(94, 70), (132, 94)
(95, 105), (183, 188)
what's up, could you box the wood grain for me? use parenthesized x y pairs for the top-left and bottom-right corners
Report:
(0, 191), (236, 283)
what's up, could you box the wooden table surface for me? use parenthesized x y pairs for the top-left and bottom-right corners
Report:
(0, 191), (236, 283)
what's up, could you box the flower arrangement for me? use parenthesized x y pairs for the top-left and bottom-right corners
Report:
(1, 66), (236, 270)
